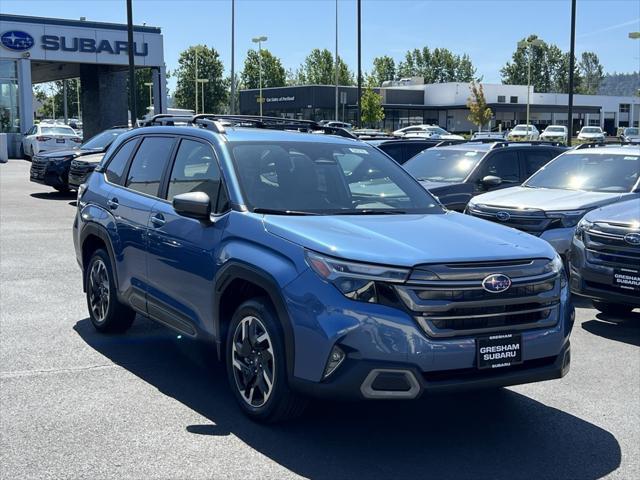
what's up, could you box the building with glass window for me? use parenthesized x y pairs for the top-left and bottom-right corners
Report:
(239, 82), (639, 135)
(0, 14), (167, 157)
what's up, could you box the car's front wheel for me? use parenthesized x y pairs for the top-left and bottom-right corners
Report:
(592, 301), (634, 317)
(85, 249), (135, 333)
(226, 298), (306, 423)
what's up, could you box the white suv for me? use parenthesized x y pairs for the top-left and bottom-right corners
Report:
(577, 126), (605, 143)
(540, 125), (568, 144)
(22, 124), (82, 159)
(507, 124), (540, 141)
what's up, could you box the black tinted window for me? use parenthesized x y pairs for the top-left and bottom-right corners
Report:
(379, 143), (404, 163)
(106, 139), (138, 184)
(125, 137), (174, 196)
(524, 150), (555, 177)
(167, 139), (222, 204)
(404, 142), (432, 162)
(479, 151), (519, 183)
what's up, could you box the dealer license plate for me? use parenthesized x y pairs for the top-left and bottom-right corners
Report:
(613, 268), (640, 292)
(477, 333), (523, 369)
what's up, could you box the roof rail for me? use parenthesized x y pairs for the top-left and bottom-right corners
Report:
(574, 140), (639, 150)
(489, 140), (565, 149)
(435, 140), (467, 147)
(108, 124), (132, 129)
(138, 114), (193, 127)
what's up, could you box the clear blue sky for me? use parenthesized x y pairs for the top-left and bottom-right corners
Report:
(4, 0), (639, 91)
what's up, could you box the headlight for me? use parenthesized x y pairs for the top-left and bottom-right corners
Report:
(305, 250), (409, 303)
(77, 183), (87, 206)
(544, 254), (567, 286)
(574, 218), (593, 242)
(547, 210), (586, 228)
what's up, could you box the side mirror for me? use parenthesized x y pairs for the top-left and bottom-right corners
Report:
(482, 175), (503, 187)
(172, 191), (211, 220)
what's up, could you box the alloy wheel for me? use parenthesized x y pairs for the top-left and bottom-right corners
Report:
(231, 316), (275, 408)
(88, 259), (110, 323)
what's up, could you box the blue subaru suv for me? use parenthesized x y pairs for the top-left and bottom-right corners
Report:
(73, 115), (574, 422)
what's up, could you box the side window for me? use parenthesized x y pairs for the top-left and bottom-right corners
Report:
(524, 150), (555, 177)
(105, 139), (138, 184)
(125, 136), (175, 196)
(379, 143), (404, 163)
(404, 143), (431, 162)
(478, 151), (520, 183)
(167, 139), (222, 206)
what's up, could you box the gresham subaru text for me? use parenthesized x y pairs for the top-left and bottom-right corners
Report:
(73, 116), (573, 422)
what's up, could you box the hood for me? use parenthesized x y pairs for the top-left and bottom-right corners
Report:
(471, 186), (630, 211)
(540, 131), (566, 137)
(578, 132), (604, 138)
(37, 148), (99, 159)
(73, 152), (106, 164)
(262, 212), (555, 267)
(583, 198), (640, 225)
(419, 180), (460, 191)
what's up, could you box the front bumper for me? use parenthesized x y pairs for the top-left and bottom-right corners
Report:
(284, 268), (574, 399)
(540, 227), (575, 259)
(30, 159), (72, 189)
(570, 237), (640, 307)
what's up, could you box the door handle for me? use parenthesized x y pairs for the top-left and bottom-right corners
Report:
(150, 214), (166, 227)
(107, 198), (119, 209)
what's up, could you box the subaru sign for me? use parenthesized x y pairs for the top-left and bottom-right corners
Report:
(1, 31), (35, 52)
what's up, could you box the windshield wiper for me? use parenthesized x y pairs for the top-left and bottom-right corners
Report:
(253, 208), (320, 216)
(334, 209), (406, 215)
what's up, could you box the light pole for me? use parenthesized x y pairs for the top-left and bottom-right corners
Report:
(356, 0), (361, 128)
(195, 46), (199, 114)
(230, 0), (235, 114)
(334, 0), (339, 121)
(567, 0), (576, 146)
(76, 78), (81, 120)
(518, 38), (544, 139)
(144, 81), (153, 114)
(252, 36), (268, 116)
(197, 79), (209, 113)
(126, 0), (137, 123)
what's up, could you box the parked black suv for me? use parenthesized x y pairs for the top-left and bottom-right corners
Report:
(366, 138), (453, 165)
(30, 127), (128, 192)
(403, 141), (566, 211)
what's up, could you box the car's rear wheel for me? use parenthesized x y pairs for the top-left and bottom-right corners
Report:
(226, 298), (306, 423)
(592, 301), (634, 317)
(85, 249), (135, 333)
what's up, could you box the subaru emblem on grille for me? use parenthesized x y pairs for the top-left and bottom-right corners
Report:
(496, 211), (511, 221)
(482, 274), (512, 293)
(624, 232), (640, 246)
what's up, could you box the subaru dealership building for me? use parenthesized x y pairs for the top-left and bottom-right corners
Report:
(0, 13), (167, 157)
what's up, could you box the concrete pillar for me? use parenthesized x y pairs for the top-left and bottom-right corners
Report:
(80, 65), (128, 139)
(152, 65), (168, 115)
(17, 58), (33, 133)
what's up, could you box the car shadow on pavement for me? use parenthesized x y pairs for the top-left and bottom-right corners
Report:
(30, 191), (76, 201)
(74, 317), (621, 480)
(582, 313), (640, 347)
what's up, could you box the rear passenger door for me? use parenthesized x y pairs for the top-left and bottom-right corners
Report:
(146, 137), (229, 336)
(107, 135), (176, 309)
(521, 148), (559, 181)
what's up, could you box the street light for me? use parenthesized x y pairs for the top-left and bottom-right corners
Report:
(144, 82), (153, 114)
(197, 79), (209, 113)
(252, 35), (268, 116)
(518, 38), (545, 139)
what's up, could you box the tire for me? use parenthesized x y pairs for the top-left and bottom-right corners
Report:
(226, 297), (306, 423)
(592, 301), (634, 317)
(85, 249), (135, 333)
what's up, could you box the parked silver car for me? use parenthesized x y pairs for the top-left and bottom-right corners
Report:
(466, 144), (640, 262)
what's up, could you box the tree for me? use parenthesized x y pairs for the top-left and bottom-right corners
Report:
(129, 68), (153, 119)
(360, 79), (385, 128)
(173, 45), (227, 113)
(35, 80), (81, 119)
(578, 52), (604, 95)
(240, 49), (286, 89)
(371, 56), (396, 85)
(296, 48), (354, 85)
(396, 46), (476, 82)
(501, 35), (583, 93)
(467, 82), (493, 131)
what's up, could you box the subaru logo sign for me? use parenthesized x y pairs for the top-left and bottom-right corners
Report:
(482, 274), (512, 293)
(496, 211), (511, 221)
(624, 232), (640, 246)
(1, 31), (35, 52)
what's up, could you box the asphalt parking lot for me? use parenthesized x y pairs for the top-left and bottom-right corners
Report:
(1, 158), (638, 480)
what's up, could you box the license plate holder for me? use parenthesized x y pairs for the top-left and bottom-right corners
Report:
(477, 333), (523, 370)
(613, 268), (640, 292)
(56, 138), (65, 143)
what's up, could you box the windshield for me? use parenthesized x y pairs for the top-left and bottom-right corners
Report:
(230, 141), (443, 214)
(404, 148), (483, 183)
(41, 126), (76, 136)
(425, 127), (448, 135)
(524, 150), (640, 192)
(581, 127), (601, 133)
(513, 125), (533, 132)
(545, 127), (565, 132)
(81, 129), (126, 150)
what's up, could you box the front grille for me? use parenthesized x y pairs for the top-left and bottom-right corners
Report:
(584, 222), (640, 267)
(396, 258), (561, 338)
(69, 160), (95, 184)
(468, 205), (552, 234)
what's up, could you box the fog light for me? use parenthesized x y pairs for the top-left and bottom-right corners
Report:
(323, 345), (346, 379)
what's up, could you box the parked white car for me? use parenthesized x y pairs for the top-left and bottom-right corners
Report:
(577, 126), (605, 143)
(21, 124), (82, 159)
(507, 124), (540, 141)
(540, 125), (568, 144)
(470, 131), (507, 141)
(396, 125), (465, 140)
